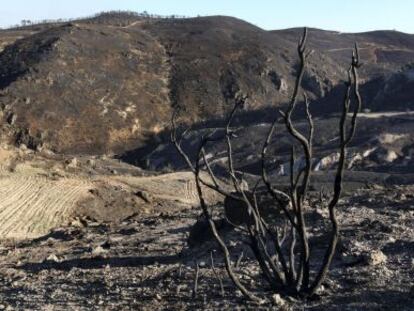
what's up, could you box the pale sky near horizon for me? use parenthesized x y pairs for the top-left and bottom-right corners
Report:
(0, 0), (412, 33)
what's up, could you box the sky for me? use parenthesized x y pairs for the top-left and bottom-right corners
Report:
(0, 0), (412, 33)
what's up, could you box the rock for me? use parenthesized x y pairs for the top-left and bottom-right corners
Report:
(364, 250), (387, 266)
(41, 148), (55, 156)
(6, 113), (17, 125)
(383, 150), (398, 162)
(314, 152), (340, 171)
(15, 128), (42, 150)
(19, 144), (28, 151)
(135, 190), (153, 203)
(101, 240), (111, 250)
(271, 293), (286, 307)
(86, 159), (96, 168)
(268, 70), (288, 93)
(376, 133), (407, 144)
(371, 147), (399, 163)
(92, 246), (108, 256)
(388, 237), (396, 243)
(66, 157), (78, 168)
(315, 284), (325, 295)
(395, 193), (407, 201)
(45, 254), (63, 263)
(70, 217), (88, 228)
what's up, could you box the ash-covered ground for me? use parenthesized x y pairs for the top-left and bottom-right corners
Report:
(0, 111), (412, 310)
(0, 169), (411, 310)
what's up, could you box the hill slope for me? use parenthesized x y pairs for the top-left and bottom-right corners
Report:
(0, 14), (413, 154)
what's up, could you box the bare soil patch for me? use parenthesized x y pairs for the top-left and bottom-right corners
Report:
(0, 183), (411, 310)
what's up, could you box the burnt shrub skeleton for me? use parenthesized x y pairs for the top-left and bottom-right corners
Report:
(171, 28), (362, 301)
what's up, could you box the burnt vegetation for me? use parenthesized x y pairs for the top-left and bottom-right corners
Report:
(2, 12), (414, 155)
(171, 28), (362, 301)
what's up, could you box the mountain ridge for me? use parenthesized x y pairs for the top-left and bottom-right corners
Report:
(0, 13), (413, 154)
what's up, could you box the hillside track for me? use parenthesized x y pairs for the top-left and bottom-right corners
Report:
(112, 172), (214, 205)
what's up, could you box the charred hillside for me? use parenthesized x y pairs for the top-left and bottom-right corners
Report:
(0, 20), (171, 153)
(0, 13), (413, 154)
